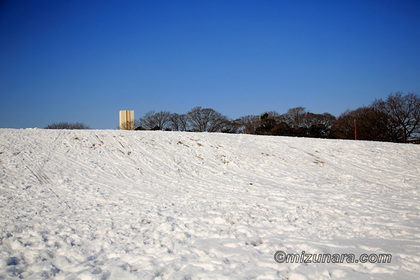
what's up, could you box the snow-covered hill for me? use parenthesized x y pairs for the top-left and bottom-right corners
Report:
(0, 129), (419, 279)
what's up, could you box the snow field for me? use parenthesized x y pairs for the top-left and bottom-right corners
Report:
(0, 129), (419, 279)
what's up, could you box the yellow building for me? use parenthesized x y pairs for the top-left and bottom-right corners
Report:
(119, 110), (134, 130)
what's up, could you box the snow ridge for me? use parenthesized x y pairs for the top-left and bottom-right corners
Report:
(0, 129), (419, 279)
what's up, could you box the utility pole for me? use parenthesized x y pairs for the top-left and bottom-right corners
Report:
(126, 110), (130, 130)
(354, 119), (357, 140)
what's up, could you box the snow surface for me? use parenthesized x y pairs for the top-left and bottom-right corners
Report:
(0, 128), (419, 279)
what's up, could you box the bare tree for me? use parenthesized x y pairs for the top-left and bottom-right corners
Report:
(372, 92), (420, 142)
(221, 119), (241, 133)
(332, 109), (357, 139)
(138, 111), (156, 130)
(138, 111), (171, 130)
(332, 107), (389, 141)
(281, 107), (307, 128)
(186, 107), (228, 132)
(154, 111), (171, 130)
(45, 122), (90, 129)
(302, 112), (336, 138)
(238, 115), (260, 134)
(169, 113), (189, 131)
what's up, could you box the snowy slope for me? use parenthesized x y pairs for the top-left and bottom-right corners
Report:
(0, 129), (419, 279)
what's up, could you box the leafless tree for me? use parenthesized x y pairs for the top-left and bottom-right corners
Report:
(138, 111), (171, 130)
(372, 92), (420, 142)
(221, 119), (242, 133)
(169, 113), (189, 131)
(300, 112), (317, 128)
(45, 122), (90, 129)
(238, 115), (260, 134)
(332, 107), (389, 141)
(302, 112), (336, 137)
(186, 107), (228, 132)
(281, 107), (307, 128)
(154, 111), (171, 130)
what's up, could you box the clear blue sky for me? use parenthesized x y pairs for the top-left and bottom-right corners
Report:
(1, 0), (419, 129)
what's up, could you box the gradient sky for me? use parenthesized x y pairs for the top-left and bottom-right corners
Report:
(1, 0), (419, 129)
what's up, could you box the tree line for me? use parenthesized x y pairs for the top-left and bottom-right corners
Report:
(135, 92), (420, 143)
(45, 122), (90, 129)
(45, 92), (419, 143)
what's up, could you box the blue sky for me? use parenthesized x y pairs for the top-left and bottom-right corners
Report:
(1, 0), (419, 129)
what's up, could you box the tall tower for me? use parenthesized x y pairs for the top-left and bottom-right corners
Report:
(119, 110), (134, 130)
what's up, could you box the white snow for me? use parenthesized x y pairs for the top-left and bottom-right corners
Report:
(0, 128), (419, 279)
